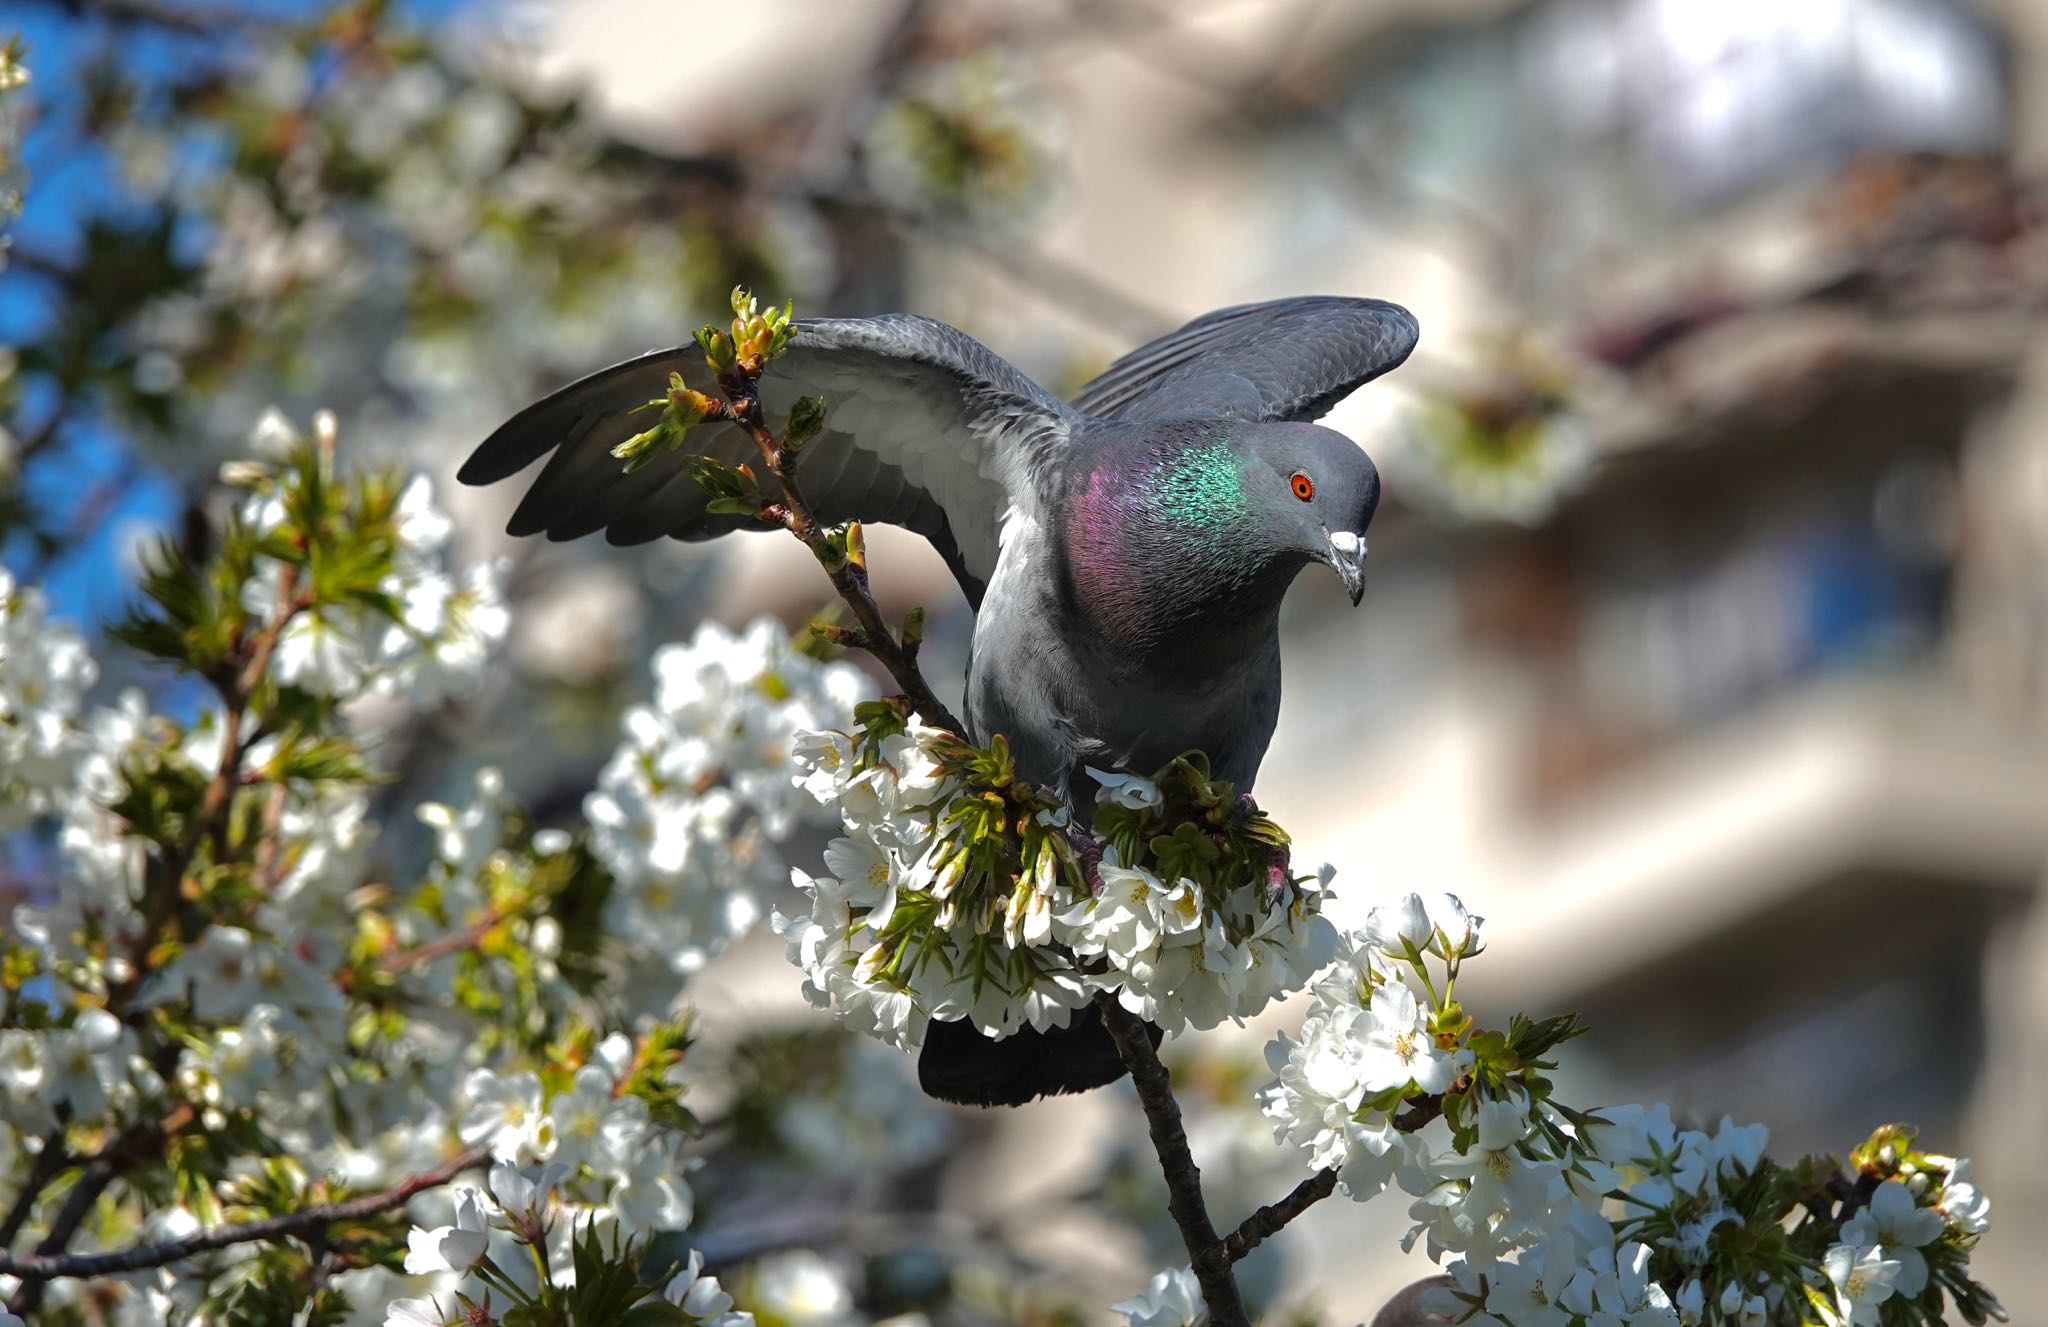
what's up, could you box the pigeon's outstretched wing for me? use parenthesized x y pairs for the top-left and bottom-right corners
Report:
(460, 315), (1077, 606)
(1071, 296), (1418, 423)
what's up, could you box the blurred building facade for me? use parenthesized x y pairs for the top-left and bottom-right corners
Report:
(544, 0), (2048, 1318)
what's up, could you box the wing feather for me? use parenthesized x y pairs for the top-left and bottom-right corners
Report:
(463, 315), (1077, 605)
(1071, 296), (1418, 423)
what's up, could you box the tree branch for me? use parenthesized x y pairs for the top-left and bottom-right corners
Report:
(1216, 1090), (1447, 1267)
(0, 1144), (490, 1281)
(29, 0), (266, 35)
(1094, 993), (1248, 1327)
(0, 1130), (70, 1249)
(378, 908), (507, 974)
(1219, 1167), (1337, 1266)
(714, 371), (966, 735)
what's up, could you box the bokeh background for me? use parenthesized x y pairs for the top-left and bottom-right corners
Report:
(4, 0), (2047, 1322)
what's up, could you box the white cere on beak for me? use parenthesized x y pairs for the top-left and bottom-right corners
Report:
(1329, 531), (1365, 560)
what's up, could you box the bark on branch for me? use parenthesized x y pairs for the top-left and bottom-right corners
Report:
(1094, 993), (1250, 1327)
(0, 1145), (491, 1281)
(1218, 1091), (1446, 1268)
(1220, 1167), (1338, 1266)
(714, 371), (966, 735)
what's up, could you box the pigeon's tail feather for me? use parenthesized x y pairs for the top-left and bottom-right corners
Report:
(916, 1003), (1163, 1108)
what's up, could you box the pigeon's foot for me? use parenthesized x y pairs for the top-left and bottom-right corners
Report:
(917, 1002), (1165, 1107)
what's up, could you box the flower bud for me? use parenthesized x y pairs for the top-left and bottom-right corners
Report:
(671, 386), (719, 424)
(611, 424), (667, 474)
(695, 324), (736, 377)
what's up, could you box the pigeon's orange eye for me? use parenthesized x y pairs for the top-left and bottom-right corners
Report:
(1290, 472), (1315, 501)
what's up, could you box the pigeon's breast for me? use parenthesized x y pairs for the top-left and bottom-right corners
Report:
(1060, 464), (1155, 655)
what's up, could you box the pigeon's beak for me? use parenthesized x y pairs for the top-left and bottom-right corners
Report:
(1324, 530), (1367, 606)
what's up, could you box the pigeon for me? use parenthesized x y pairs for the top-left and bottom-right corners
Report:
(461, 294), (1419, 1106)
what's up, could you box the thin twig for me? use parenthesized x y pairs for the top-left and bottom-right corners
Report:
(1094, 993), (1248, 1327)
(379, 908), (506, 974)
(715, 373), (966, 734)
(0, 1130), (71, 1249)
(1218, 1087), (1446, 1266)
(1219, 1167), (1336, 1265)
(7, 1090), (193, 1313)
(0, 1145), (490, 1281)
(1394, 1093), (1446, 1134)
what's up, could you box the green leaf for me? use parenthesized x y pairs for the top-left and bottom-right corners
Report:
(785, 394), (829, 447)
(1505, 1011), (1588, 1067)
(270, 735), (377, 784)
(110, 536), (230, 672)
(685, 454), (748, 499)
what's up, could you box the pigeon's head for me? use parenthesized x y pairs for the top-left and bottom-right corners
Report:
(1237, 421), (1380, 605)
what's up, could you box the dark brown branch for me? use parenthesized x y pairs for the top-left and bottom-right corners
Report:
(0, 1145), (490, 1281)
(35, 0), (265, 35)
(0, 1131), (71, 1249)
(1219, 1167), (1337, 1266)
(6, 1086), (191, 1312)
(1217, 1091), (1448, 1267)
(1394, 1093), (1446, 1134)
(1094, 993), (1248, 1327)
(716, 374), (967, 735)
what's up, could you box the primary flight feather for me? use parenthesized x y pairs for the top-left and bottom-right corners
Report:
(462, 295), (1419, 1107)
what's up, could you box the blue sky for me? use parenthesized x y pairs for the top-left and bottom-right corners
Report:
(3, 0), (478, 626)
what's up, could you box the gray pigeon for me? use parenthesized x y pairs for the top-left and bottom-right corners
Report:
(460, 294), (1419, 1106)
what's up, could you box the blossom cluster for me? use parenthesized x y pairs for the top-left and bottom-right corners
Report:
(865, 55), (1059, 230)
(390, 1155), (750, 1327)
(1253, 893), (2004, 1327)
(0, 413), (744, 1325)
(1393, 334), (1595, 526)
(775, 717), (1338, 1051)
(584, 618), (865, 983)
(230, 409), (511, 703)
(89, 8), (837, 468)
(383, 1042), (714, 1327)
(460, 1023), (701, 1232)
(0, 569), (96, 831)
